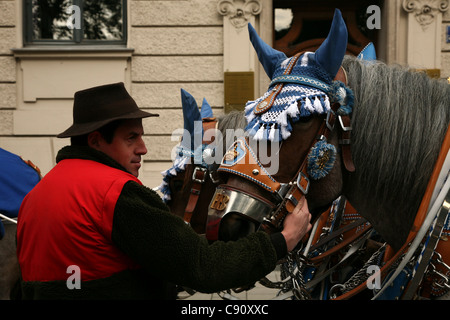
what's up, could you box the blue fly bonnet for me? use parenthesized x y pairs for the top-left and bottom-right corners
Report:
(159, 89), (213, 202)
(245, 9), (354, 142)
(244, 9), (377, 180)
(357, 42), (377, 61)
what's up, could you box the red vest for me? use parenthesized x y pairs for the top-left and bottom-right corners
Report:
(17, 159), (142, 282)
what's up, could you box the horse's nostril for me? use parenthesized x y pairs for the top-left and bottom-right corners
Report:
(218, 213), (257, 242)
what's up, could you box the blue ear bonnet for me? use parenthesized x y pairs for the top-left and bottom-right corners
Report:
(357, 42), (376, 61)
(245, 52), (339, 141)
(159, 89), (213, 202)
(244, 9), (354, 142)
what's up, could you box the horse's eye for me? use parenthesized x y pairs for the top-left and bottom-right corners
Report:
(299, 116), (313, 123)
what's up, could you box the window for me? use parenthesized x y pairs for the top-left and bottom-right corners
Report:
(24, 0), (126, 45)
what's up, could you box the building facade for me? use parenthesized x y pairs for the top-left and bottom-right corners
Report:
(0, 0), (449, 188)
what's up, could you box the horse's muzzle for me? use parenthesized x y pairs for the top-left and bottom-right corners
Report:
(205, 185), (276, 241)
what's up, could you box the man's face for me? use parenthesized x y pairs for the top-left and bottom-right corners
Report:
(93, 119), (147, 177)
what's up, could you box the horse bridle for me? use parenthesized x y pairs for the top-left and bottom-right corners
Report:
(205, 56), (355, 241)
(182, 117), (221, 225)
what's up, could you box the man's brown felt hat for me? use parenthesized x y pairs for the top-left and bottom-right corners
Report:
(57, 82), (158, 138)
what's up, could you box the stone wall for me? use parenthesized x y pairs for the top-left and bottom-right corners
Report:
(128, 0), (224, 186)
(443, 8), (450, 79)
(0, 0), (16, 140)
(0, 0), (226, 188)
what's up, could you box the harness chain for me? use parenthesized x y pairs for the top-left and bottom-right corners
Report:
(262, 159), (450, 300)
(257, 197), (373, 300)
(329, 244), (386, 298)
(283, 253), (311, 300)
(424, 251), (450, 296)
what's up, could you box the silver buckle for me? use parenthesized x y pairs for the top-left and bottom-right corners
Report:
(326, 109), (336, 131)
(296, 172), (310, 195)
(192, 167), (207, 183)
(209, 171), (220, 184)
(273, 183), (290, 203)
(338, 115), (352, 132)
(287, 194), (298, 206)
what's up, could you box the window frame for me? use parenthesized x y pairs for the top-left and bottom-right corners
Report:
(23, 0), (128, 46)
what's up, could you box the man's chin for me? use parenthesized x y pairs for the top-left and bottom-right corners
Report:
(128, 164), (141, 177)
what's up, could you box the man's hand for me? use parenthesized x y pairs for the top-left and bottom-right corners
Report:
(281, 197), (312, 252)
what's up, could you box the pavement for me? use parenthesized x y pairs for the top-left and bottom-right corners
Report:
(181, 268), (286, 300)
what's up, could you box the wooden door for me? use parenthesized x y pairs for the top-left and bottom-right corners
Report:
(274, 0), (381, 56)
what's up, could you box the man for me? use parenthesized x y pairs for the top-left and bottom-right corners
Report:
(16, 82), (311, 299)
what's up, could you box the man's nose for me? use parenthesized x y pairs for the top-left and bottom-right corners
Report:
(137, 137), (147, 155)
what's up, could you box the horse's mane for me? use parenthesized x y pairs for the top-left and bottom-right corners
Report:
(216, 110), (247, 156)
(341, 55), (450, 249)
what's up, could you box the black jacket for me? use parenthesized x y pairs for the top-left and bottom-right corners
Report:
(16, 146), (287, 299)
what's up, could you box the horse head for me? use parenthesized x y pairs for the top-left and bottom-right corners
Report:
(208, 7), (450, 256)
(159, 89), (220, 234)
(206, 9), (355, 242)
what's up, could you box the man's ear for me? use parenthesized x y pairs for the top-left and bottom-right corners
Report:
(87, 131), (102, 150)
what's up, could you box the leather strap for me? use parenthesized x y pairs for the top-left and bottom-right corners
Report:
(183, 118), (217, 224)
(262, 121), (329, 232)
(201, 117), (217, 145)
(309, 217), (368, 254)
(306, 228), (373, 289)
(338, 114), (355, 172)
(254, 53), (303, 115)
(183, 166), (206, 223)
(334, 67), (355, 172)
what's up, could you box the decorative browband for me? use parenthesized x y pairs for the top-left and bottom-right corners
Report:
(217, 138), (281, 194)
(269, 75), (332, 93)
